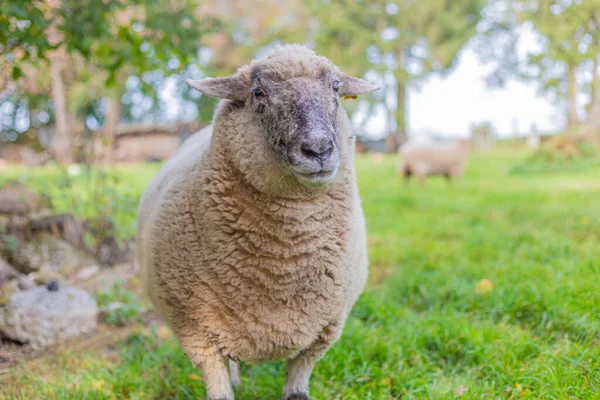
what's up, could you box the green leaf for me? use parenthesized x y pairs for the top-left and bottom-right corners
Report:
(12, 65), (22, 80)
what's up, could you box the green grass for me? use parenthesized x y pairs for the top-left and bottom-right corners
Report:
(509, 138), (600, 176)
(0, 163), (160, 241)
(2, 149), (600, 399)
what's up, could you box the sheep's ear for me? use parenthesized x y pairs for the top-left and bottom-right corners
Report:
(186, 72), (248, 101)
(339, 74), (379, 97)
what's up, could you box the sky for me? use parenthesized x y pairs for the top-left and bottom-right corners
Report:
(164, 27), (568, 141)
(89, 44), (569, 141)
(406, 47), (561, 139)
(363, 25), (567, 140)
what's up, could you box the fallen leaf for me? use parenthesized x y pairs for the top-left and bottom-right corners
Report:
(372, 153), (384, 164)
(515, 383), (522, 392)
(476, 279), (493, 294)
(454, 384), (468, 396)
(158, 326), (171, 338)
(91, 379), (105, 390)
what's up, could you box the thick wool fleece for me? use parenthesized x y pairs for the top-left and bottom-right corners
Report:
(137, 46), (368, 375)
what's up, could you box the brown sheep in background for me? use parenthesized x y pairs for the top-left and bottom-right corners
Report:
(398, 138), (470, 184)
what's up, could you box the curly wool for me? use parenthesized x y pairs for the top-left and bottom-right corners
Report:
(137, 45), (368, 372)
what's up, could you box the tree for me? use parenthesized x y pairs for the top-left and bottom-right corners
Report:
(520, 0), (596, 128)
(583, 6), (600, 129)
(1, 0), (218, 162)
(308, 0), (486, 149)
(479, 0), (600, 132)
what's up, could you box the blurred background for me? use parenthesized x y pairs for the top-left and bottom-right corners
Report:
(1, 1), (599, 399)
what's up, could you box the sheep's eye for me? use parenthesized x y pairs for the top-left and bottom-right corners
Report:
(333, 80), (340, 92)
(253, 88), (264, 99)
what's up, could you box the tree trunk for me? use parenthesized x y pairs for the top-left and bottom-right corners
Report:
(567, 65), (579, 131)
(389, 73), (407, 153)
(589, 55), (600, 130)
(103, 95), (122, 163)
(50, 53), (73, 164)
(396, 79), (407, 136)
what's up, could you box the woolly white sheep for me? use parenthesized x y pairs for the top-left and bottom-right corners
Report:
(136, 45), (377, 400)
(398, 138), (470, 184)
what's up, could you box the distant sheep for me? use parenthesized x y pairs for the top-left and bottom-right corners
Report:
(398, 138), (470, 184)
(137, 45), (377, 400)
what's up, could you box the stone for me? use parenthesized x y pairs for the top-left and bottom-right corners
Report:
(0, 258), (36, 304)
(0, 257), (19, 284)
(16, 275), (36, 290)
(11, 233), (94, 275)
(0, 182), (43, 215)
(106, 301), (125, 311)
(46, 280), (60, 292)
(73, 262), (136, 293)
(68, 265), (100, 284)
(0, 280), (20, 305)
(29, 213), (87, 250)
(31, 266), (65, 286)
(96, 236), (134, 266)
(0, 285), (98, 348)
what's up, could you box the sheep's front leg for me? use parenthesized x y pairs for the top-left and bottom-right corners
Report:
(183, 351), (233, 400)
(229, 359), (241, 388)
(172, 313), (234, 399)
(200, 355), (235, 400)
(178, 337), (234, 400)
(283, 322), (342, 400)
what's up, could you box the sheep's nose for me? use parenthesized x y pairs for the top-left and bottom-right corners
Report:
(301, 137), (333, 162)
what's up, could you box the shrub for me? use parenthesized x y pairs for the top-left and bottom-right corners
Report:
(96, 283), (145, 326)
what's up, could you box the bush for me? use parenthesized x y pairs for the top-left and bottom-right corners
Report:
(510, 134), (600, 175)
(96, 283), (145, 327)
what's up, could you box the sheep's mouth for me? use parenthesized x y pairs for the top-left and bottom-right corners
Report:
(291, 167), (338, 185)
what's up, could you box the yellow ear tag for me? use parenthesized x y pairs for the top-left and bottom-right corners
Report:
(343, 95), (358, 100)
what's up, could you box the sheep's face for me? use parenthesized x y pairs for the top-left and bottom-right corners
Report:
(186, 45), (378, 189)
(248, 70), (346, 186)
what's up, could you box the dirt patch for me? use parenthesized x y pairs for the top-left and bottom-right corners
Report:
(0, 261), (143, 376)
(0, 310), (163, 381)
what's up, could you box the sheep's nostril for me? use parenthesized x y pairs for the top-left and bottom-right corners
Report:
(301, 145), (319, 159)
(301, 141), (333, 161)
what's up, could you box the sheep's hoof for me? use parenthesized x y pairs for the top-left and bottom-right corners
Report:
(285, 394), (309, 400)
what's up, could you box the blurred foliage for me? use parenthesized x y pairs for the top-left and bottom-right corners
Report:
(0, 163), (158, 242)
(310, 0), (485, 78)
(1, 0), (599, 160)
(0, 0), (221, 153)
(3, 151), (600, 398)
(479, 0), (600, 128)
(0, 0), (219, 85)
(1, 0), (487, 148)
(96, 283), (145, 326)
(308, 0), (487, 136)
(510, 134), (600, 174)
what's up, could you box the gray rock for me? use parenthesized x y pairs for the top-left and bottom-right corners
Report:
(11, 233), (95, 275)
(0, 182), (42, 215)
(31, 265), (65, 286)
(16, 275), (36, 290)
(0, 257), (19, 284)
(0, 285), (98, 348)
(69, 265), (100, 284)
(0, 280), (20, 304)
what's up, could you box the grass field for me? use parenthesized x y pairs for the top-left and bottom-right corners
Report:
(2, 149), (599, 399)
